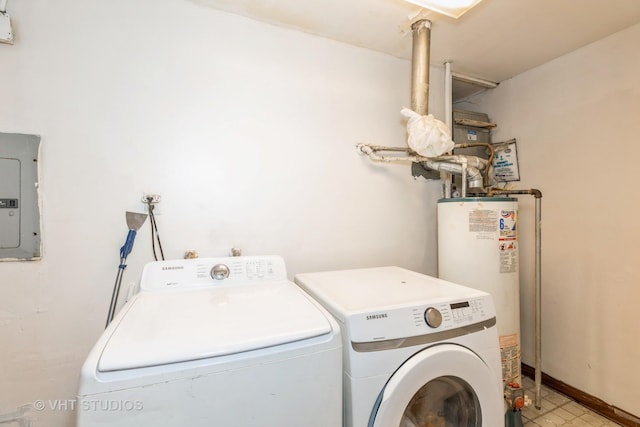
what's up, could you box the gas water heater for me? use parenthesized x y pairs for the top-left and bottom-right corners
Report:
(437, 197), (521, 386)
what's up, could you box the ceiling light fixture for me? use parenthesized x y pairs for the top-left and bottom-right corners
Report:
(403, 0), (484, 19)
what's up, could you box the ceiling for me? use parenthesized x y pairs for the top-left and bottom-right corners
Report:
(193, 0), (640, 99)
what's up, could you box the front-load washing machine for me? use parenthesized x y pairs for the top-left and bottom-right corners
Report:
(77, 255), (342, 427)
(295, 266), (503, 427)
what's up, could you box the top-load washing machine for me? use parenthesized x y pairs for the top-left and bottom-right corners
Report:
(77, 255), (342, 427)
(295, 266), (503, 427)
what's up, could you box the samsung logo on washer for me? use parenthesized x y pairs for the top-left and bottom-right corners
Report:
(366, 313), (388, 320)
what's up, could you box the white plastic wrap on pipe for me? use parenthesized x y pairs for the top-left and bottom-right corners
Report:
(401, 108), (455, 157)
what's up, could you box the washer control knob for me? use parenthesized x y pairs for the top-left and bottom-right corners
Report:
(211, 264), (230, 280)
(424, 307), (443, 328)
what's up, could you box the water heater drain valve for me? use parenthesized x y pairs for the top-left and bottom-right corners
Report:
(504, 382), (525, 410)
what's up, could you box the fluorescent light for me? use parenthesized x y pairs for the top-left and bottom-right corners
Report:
(403, 0), (484, 19)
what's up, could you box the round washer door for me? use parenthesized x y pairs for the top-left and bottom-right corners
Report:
(370, 344), (502, 427)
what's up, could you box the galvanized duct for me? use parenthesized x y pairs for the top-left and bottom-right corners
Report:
(411, 20), (431, 115)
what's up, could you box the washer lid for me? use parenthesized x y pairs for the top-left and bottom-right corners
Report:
(98, 281), (331, 372)
(295, 266), (488, 321)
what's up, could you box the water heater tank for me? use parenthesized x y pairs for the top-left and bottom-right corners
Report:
(437, 197), (521, 387)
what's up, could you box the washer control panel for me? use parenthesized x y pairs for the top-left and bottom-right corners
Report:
(140, 255), (288, 291)
(418, 298), (488, 329)
(349, 295), (494, 343)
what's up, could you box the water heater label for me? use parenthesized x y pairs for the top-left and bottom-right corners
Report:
(468, 209), (498, 240)
(500, 333), (521, 385)
(499, 210), (517, 240)
(499, 242), (518, 273)
(498, 210), (518, 273)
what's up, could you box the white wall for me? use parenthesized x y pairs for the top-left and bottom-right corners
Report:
(0, 1), (446, 425)
(456, 23), (640, 415)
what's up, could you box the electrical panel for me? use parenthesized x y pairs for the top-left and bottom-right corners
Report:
(0, 133), (41, 260)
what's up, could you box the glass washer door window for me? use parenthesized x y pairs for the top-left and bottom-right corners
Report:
(370, 344), (502, 427)
(401, 376), (479, 426)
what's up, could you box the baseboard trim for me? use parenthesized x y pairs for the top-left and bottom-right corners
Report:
(521, 363), (639, 427)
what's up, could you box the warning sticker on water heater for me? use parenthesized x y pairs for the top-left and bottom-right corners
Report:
(499, 241), (518, 273)
(499, 210), (517, 273)
(500, 333), (521, 385)
(498, 210), (517, 240)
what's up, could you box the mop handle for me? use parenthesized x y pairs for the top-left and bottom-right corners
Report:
(106, 230), (138, 327)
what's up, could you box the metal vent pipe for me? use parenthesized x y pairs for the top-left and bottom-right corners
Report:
(411, 20), (431, 115)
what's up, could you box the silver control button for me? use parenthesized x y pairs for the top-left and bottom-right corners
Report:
(211, 264), (230, 280)
(424, 307), (443, 328)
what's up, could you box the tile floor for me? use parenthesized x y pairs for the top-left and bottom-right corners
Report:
(520, 377), (622, 426)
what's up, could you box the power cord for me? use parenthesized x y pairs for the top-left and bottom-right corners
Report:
(145, 198), (165, 261)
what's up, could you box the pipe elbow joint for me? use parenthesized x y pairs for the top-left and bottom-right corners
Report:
(356, 143), (373, 155)
(469, 180), (485, 191)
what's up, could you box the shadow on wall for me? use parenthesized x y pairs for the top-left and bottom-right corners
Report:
(0, 404), (34, 426)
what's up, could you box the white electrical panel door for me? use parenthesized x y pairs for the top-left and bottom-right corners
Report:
(0, 133), (41, 260)
(0, 158), (20, 248)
